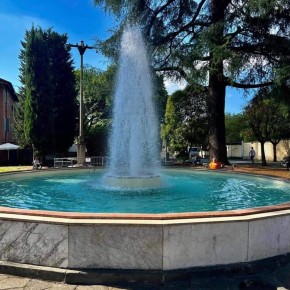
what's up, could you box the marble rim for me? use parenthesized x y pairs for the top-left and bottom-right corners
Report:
(0, 203), (289, 220)
(0, 168), (290, 220)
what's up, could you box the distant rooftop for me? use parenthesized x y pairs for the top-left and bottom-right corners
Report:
(0, 78), (18, 102)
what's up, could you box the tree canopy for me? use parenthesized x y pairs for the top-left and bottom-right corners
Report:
(94, 0), (290, 164)
(225, 113), (247, 143)
(74, 65), (114, 155)
(161, 85), (208, 157)
(20, 26), (77, 157)
(243, 87), (290, 164)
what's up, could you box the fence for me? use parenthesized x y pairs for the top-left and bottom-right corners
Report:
(86, 156), (107, 166)
(54, 156), (107, 168)
(54, 158), (76, 168)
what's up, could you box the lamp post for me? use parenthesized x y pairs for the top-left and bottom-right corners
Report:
(69, 41), (95, 166)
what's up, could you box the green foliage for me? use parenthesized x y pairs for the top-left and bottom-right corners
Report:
(75, 65), (114, 129)
(242, 87), (290, 164)
(93, 0), (290, 164)
(153, 73), (168, 125)
(13, 92), (28, 148)
(161, 85), (208, 155)
(20, 26), (77, 156)
(13, 42), (30, 148)
(244, 88), (290, 142)
(225, 113), (248, 143)
(74, 65), (115, 155)
(85, 122), (110, 156)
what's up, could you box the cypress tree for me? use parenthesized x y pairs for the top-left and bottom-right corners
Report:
(22, 26), (77, 157)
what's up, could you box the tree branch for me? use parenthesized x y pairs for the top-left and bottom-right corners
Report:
(154, 66), (188, 79)
(228, 78), (273, 89)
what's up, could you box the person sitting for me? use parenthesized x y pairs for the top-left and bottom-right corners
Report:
(209, 158), (223, 170)
(33, 157), (42, 169)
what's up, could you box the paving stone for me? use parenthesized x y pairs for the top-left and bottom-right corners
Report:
(0, 275), (10, 282)
(24, 279), (72, 290)
(1, 272), (290, 290)
(0, 276), (29, 289)
(1, 288), (23, 290)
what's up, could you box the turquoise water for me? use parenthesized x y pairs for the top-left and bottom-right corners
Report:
(0, 169), (290, 213)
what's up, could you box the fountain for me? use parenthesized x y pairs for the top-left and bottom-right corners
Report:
(0, 25), (290, 286)
(105, 25), (160, 188)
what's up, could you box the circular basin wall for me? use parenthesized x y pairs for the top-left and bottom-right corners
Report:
(0, 168), (289, 284)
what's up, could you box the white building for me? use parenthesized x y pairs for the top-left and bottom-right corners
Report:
(227, 140), (290, 161)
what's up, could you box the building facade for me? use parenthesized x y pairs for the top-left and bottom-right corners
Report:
(0, 78), (18, 144)
(227, 140), (290, 161)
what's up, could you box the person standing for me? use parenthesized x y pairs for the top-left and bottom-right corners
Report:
(249, 147), (256, 163)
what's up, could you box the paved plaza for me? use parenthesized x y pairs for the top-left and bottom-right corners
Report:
(1, 265), (290, 290)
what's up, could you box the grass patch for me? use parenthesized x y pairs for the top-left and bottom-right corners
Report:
(0, 166), (32, 173)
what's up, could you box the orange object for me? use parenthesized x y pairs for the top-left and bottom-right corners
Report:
(209, 162), (221, 169)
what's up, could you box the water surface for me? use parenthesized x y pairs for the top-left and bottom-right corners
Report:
(0, 169), (289, 213)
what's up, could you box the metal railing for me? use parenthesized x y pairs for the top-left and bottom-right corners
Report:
(86, 156), (107, 166)
(54, 157), (77, 168)
(54, 156), (107, 168)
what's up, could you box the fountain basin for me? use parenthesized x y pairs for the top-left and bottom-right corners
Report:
(0, 169), (290, 284)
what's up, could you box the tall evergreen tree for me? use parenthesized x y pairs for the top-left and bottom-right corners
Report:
(13, 32), (31, 148)
(20, 26), (77, 157)
(47, 29), (78, 153)
(93, 0), (290, 164)
(13, 65), (28, 147)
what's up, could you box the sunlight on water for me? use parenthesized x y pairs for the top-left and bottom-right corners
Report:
(45, 179), (86, 184)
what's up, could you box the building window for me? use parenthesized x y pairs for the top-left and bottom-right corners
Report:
(4, 117), (9, 133)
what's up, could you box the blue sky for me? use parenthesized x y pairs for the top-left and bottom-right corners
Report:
(0, 0), (250, 113)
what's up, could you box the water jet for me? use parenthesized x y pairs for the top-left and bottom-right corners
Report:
(105, 25), (160, 188)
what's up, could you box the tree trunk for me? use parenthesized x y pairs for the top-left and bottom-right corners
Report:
(260, 141), (267, 166)
(271, 142), (278, 162)
(207, 0), (229, 165)
(273, 143), (277, 162)
(208, 78), (228, 164)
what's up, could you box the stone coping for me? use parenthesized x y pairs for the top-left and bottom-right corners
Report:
(0, 203), (290, 222)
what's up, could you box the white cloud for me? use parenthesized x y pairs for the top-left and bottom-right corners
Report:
(164, 78), (187, 95)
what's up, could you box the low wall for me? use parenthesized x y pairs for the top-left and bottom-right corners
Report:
(0, 206), (290, 271)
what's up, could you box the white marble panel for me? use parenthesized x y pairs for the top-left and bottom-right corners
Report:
(0, 220), (68, 267)
(163, 221), (248, 270)
(248, 215), (290, 261)
(68, 225), (163, 269)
